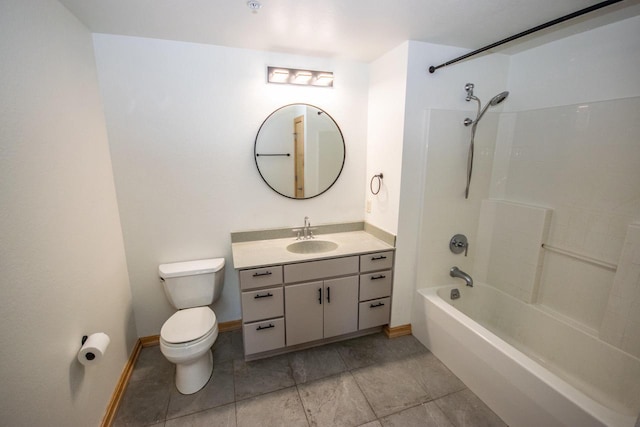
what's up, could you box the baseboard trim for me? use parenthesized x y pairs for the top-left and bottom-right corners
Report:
(219, 319), (242, 332)
(101, 338), (142, 427)
(140, 335), (159, 347)
(384, 324), (412, 338)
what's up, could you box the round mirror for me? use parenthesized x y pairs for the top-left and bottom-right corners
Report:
(254, 104), (345, 199)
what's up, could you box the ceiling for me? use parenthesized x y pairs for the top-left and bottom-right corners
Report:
(59, 0), (640, 62)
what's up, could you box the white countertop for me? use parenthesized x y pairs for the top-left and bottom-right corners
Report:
(231, 230), (395, 270)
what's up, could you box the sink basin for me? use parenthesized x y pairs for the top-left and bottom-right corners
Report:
(286, 240), (338, 254)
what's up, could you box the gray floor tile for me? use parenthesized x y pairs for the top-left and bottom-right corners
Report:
(165, 403), (236, 427)
(407, 352), (466, 399)
(335, 333), (427, 370)
(385, 334), (429, 359)
(434, 389), (507, 427)
(233, 354), (295, 400)
(289, 344), (347, 384)
(297, 372), (376, 427)
(129, 346), (174, 385)
(164, 403), (236, 427)
(117, 333), (505, 427)
(380, 402), (454, 427)
(166, 360), (235, 419)
(213, 330), (244, 363)
(236, 387), (309, 427)
(352, 358), (430, 418)
(334, 333), (394, 370)
(113, 376), (172, 426)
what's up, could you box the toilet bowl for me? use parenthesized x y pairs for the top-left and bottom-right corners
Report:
(160, 306), (219, 394)
(158, 258), (225, 394)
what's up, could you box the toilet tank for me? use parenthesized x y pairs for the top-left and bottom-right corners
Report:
(159, 258), (225, 309)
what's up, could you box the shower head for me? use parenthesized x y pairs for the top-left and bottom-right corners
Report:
(474, 90), (510, 125)
(489, 91), (509, 106)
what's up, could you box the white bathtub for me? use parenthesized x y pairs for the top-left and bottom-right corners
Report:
(412, 283), (640, 427)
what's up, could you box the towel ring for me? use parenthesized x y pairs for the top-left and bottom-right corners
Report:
(370, 173), (383, 195)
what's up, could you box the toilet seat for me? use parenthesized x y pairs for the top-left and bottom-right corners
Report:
(161, 306), (216, 344)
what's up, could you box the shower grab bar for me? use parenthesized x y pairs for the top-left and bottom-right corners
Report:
(428, 0), (623, 74)
(541, 244), (617, 271)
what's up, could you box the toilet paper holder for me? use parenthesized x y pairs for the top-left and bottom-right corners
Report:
(81, 335), (95, 361)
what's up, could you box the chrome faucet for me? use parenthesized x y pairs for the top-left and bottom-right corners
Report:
(450, 266), (473, 287)
(303, 216), (315, 240)
(293, 216), (315, 240)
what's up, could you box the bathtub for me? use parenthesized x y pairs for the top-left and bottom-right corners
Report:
(412, 283), (640, 427)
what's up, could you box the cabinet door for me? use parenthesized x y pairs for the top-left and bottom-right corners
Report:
(285, 281), (324, 346)
(323, 276), (359, 339)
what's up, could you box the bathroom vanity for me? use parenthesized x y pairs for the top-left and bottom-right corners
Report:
(231, 225), (395, 360)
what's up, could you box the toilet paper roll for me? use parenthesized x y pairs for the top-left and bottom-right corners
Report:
(78, 332), (110, 366)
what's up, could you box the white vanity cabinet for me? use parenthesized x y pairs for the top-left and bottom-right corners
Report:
(238, 249), (394, 358)
(358, 251), (393, 330)
(285, 275), (359, 346)
(239, 265), (286, 355)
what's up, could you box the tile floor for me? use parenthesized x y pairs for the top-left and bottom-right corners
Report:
(113, 331), (506, 427)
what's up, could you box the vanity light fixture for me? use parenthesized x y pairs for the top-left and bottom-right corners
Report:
(267, 66), (334, 87)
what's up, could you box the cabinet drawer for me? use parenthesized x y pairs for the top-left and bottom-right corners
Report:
(360, 251), (394, 272)
(240, 266), (283, 290)
(359, 271), (392, 301)
(284, 256), (358, 284)
(242, 287), (284, 323)
(359, 297), (390, 329)
(243, 318), (285, 355)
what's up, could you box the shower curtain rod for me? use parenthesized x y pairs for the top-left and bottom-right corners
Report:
(428, 0), (623, 74)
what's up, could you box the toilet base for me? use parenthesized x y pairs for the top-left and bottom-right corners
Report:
(175, 349), (213, 394)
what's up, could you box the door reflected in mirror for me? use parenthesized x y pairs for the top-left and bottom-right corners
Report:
(254, 104), (345, 199)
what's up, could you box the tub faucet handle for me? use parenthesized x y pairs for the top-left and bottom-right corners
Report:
(450, 234), (469, 256)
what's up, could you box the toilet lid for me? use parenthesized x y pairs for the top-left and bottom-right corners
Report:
(161, 307), (216, 344)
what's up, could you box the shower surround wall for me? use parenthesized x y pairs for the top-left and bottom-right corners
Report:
(414, 10), (640, 366)
(491, 15), (640, 358)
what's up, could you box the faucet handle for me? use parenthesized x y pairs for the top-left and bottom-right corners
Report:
(291, 229), (302, 240)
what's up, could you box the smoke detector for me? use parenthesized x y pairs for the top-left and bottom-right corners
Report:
(247, 1), (262, 13)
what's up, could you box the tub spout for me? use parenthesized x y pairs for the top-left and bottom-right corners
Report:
(450, 266), (473, 287)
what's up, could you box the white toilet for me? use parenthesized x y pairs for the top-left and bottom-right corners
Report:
(158, 258), (225, 394)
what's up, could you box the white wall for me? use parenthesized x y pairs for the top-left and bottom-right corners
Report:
(365, 43), (409, 235)
(0, 1), (136, 425)
(93, 34), (370, 336)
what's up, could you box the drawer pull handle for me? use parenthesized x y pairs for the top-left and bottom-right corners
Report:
(252, 271), (272, 277)
(318, 288), (322, 304)
(254, 292), (273, 299)
(370, 275), (386, 280)
(327, 286), (331, 303)
(256, 323), (275, 331)
(370, 302), (385, 308)
(371, 255), (387, 261)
